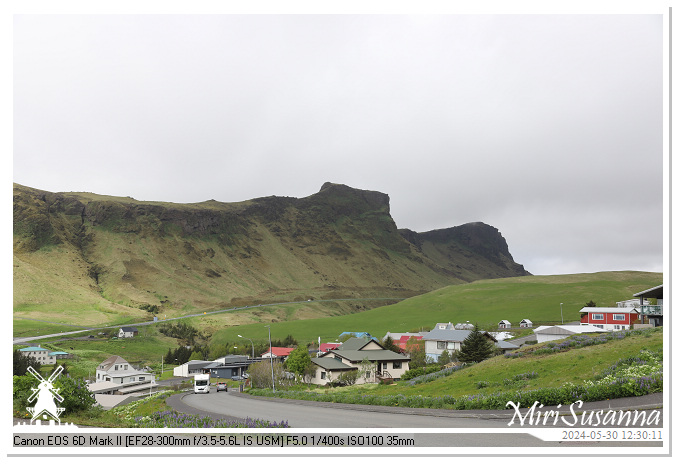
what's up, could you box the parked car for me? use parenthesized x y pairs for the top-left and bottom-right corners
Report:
(216, 382), (227, 392)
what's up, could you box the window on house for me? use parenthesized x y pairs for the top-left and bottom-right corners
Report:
(139, 377), (145, 381)
(115, 365), (118, 370)
(321, 372), (326, 380)
(393, 362), (402, 369)
(591, 314), (604, 320)
(613, 314), (625, 321)
(437, 341), (446, 350)
(593, 324), (604, 329)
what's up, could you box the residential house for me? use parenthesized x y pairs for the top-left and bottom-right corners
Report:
(309, 337), (410, 386)
(173, 356), (261, 379)
(422, 322), (518, 362)
(534, 325), (609, 343)
(18, 346), (59, 365)
(118, 327), (138, 338)
(395, 335), (423, 352)
(634, 284), (663, 327)
(95, 355), (155, 385)
(261, 347), (294, 361)
(172, 360), (222, 378)
(209, 355), (258, 379)
(579, 307), (640, 331)
(519, 319), (533, 328)
(498, 320), (512, 329)
(88, 355), (157, 409)
(317, 342), (342, 356)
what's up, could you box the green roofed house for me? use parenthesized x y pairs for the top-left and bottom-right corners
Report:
(18, 346), (60, 365)
(309, 337), (410, 386)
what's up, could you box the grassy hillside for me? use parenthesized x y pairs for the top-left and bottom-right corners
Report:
(207, 271), (662, 348)
(14, 182), (529, 328)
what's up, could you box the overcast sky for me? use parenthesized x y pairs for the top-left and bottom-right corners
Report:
(12, 12), (666, 277)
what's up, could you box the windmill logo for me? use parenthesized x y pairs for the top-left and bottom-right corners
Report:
(26, 365), (66, 424)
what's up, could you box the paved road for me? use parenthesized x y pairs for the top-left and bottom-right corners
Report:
(168, 389), (663, 448)
(13, 297), (404, 344)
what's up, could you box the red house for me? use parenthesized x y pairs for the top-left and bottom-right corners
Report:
(579, 307), (640, 331)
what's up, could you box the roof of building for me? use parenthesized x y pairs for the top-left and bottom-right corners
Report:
(19, 346), (49, 352)
(98, 355), (130, 371)
(185, 360), (222, 370)
(319, 343), (342, 352)
(499, 320), (511, 324)
(633, 284), (663, 299)
(579, 307), (640, 314)
(120, 327), (138, 332)
(48, 351), (70, 356)
(318, 339), (410, 362)
(331, 349), (410, 362)
(337, 337), (374, 351)
(533, 325), (610, 335)
(102, 370), (151, 378)
(495, 340), (519, 350)
(87, 381), (120, 393)
(423, 328), (497, 343)
(261, 347), (295, 357)
(93, 394), (138, 410)
(311, 357), (357, 371)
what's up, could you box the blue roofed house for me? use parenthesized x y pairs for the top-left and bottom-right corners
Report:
(18, 346), (69, 365)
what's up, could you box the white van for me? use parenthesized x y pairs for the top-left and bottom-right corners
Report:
(194, 373), (210, 394)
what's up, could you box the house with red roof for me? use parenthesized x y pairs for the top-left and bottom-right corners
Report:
(260, 347), (295, 361)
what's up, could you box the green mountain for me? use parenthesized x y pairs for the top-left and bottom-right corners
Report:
(13, 182), (529, 326)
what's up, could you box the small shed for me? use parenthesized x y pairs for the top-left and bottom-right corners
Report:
(519, 319), (533, 328)
(498, 320), (512, 329)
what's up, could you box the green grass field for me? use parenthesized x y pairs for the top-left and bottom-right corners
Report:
(208, 271), (662, 347)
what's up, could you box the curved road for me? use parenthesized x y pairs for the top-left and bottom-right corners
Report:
(168, 389), (663, 448)
(13, 297), (404, 344)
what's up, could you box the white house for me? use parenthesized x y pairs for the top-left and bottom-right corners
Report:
(519, 319), (533, 328)
(18, 346), (56, 365)
(421, 322), (517, 362)
(118, 327), (138, 338)
(95, 355), (154, 385)
(498, 320), (512, 329)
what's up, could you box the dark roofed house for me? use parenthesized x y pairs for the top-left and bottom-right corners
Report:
(310, 337), (410, 385)
(634, 284), (663, 327)
(118, 327), (138, 338)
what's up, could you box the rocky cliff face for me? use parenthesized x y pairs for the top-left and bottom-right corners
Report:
(13, 182), (530, 313)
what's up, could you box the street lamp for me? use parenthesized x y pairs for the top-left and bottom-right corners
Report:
(238, 334), (255, 359)
(264, 325), (275, 393)
(560, 303), (564, 324)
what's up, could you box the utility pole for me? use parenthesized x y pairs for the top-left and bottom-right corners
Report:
(265, 325), (275, 393)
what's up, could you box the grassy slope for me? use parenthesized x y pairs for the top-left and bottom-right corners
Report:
(14, 183), (527, 329)
(208, 271), (662, 346)
(382, 329), (663, 399)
